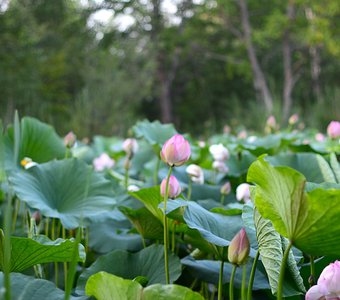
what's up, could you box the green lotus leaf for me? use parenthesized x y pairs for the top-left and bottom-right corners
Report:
(9, 158), (116, 228)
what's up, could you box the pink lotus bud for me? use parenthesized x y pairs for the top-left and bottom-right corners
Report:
(209, 144), (229, 161)
(327, 121), (340, 139)
(212, 160), (229, 173)
(228, 228), (250, 266)
(223, 125), (231, 134)
(186, 164), (204, 184)
(236, 183), (251, 203)
(160, 175), (181, 199)
(93, 153), (115, 171)
(64, 131), (76, 148)
(122, 138), (139, 155)
(220, 182), (231, 195)
(315, 133), (325, 142)
(266, 115), (276, 128)
(160, 134), (191, 167)
(238, 130), (247, 139)
(305, 260), (340, 300)
(288, 113), (299, 125)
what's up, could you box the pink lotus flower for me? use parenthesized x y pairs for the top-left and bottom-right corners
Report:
(327, 121), (340, 139)
(266, 115), (277, 128)
(236, 183), (251, 203)
(93, 153), (115, 171)
(306, 260), (340, 300)
(160, 134), (191, 167)
(228, 228), (250, 266)
(160, 175), (181, 199)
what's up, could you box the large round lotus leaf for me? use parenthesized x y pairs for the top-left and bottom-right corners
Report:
(5, 117), (66, 169)
(9, 158), (116, 228)
(76, 244), (181, 295)
(0, 272), (87, 300)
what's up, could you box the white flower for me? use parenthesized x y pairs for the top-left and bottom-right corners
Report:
(127, 185), (140, 192)
(209, 144), (229, 161)
(186, 164), (204, 184)
(93, 153), (115, 171)
(212, 160), (229, 173)
(236, 183), (251, 203)
(20, 157), (38, 169)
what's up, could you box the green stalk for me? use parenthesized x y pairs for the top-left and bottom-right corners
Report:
(187, 178), (192, 200)
(124, 157), (130, 188)
(171, 222), (176, 252)
(277, 242), (293, 300)
(12, 198), (20, 232)
(241, 264), (247, 300)
(62, 226), (68, 288)
(4, 192), (13, 300)
(247, 250), (260, 300)
(163, 166), (173, 284)
(309, 256), (315, 286)
(45, 217), (50, 238)
(229, 265), (237, 300)
(220, 194), (225, 205)
(64, 227), (81, 300)
(154, 157), (160, 185)
(217, 260), (224, 300)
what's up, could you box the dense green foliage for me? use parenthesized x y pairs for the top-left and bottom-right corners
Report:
(1, 0), (339, 136)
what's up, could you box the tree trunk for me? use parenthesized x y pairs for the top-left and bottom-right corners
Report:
(305, 7), (321, 102)
(282, 0), (296, 121)
(238, 0), (273, 113)
(151, 0), (173, 123)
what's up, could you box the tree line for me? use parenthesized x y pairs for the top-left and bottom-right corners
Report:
(1, 0), (339, 137)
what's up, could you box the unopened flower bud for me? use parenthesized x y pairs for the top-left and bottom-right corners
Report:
(305, 260), (340, 300)
(288, 113), (299, 125)
(212, 160), (229, 173)
(220, 182), (231, 195)
(236, 183), (251, 203)
(327, 121), (340, 139)
(266, 115), (277, 129)
(122, 138), (139, 156)
(209, 144), (229, 161)
(160, 134), (191, 167)
(228, 228), (250, 266)
(315, 133), (325, 142)
(32, 211), (41, 225)
(186, 164), (204, 184)
(160, 175), (181, 199)
(64, 131), (76, 148)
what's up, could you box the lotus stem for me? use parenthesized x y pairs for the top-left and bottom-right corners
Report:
(4, 192), (13, 300)
(218, 260), (225, 300)
(12, 198), (20, 232)
(163, 166), (173, 284)
(277, 241), (293, 300)
(229, 264), (237, 300)
(309, 255), (315, 286)
(220, 194), (225, 205)
(241, 264), (247, 300)
(247, 250), (260, 300)
(154, 157), (160, 185)
(187, 178), (192, 200)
